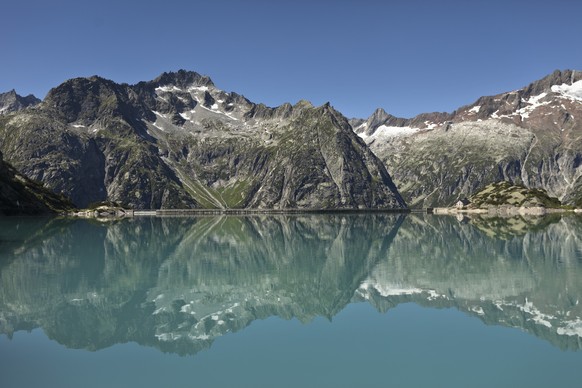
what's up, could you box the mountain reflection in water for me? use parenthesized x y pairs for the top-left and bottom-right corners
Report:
(0, 213), (581, 355)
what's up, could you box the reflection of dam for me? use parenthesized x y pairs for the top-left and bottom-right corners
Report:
(1, 214), (582, 354)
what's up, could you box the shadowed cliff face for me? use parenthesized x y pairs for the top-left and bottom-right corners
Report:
(1, 214), (582, 355)
(0, 150), (74, 215)
(0, 71), (405, 210)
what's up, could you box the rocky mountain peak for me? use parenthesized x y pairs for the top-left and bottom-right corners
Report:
(365, 108), (394, 131)
(358, 68), (582, 208)
(44, 76), (134, 123)
(0, 89), (41, 114)
(293, 99), (314, 110)
(0, 70), (406, 210)
(524, 69), (582, 97)
(152, 70), (214, 89)
(368, 107), (390, 124)
(451, 69), (582, 125)
(355, 69), (582, 136)
(351, 108), (410, 137)
(243, 102), (294, 120)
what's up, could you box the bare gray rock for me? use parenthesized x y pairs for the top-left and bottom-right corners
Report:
(0, 90), (40, 114)
(0, 71), (406, 210)
(357, 69), (582, 207)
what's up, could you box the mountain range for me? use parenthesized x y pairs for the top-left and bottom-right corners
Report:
(0, 69), (581, 210)
(0, 71), (404, 210)
(353, 69), (582, 207)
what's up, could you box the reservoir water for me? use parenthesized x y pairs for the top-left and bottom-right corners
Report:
(1, 214), (582, 387)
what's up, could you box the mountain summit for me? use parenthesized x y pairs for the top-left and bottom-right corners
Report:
(0, 90), (40, 114)
(3, 68), (580, 210)
(0, 70), (406, 210)
(356, 69), (582, 207)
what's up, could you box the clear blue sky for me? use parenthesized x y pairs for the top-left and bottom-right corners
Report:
(2, 0), (581, 119)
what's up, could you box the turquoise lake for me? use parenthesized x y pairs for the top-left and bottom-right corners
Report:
(1, 213), (582, 387)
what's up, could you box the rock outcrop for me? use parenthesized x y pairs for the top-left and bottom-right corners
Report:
(468, 181), (563, 209)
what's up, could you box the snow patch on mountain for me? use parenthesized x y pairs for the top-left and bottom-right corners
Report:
(355, 122), (368, 132)
(358, 125), (420, 141)
(484, 92), (553, 120)
(526, 92), (548, 105)
(516, 92), (552, 119)
(155, 85), (185, 93)
(551, 80), (582, 101)
(424, 121), (438, 129)
(188, 85), (209, 92)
